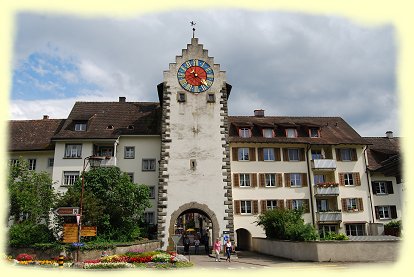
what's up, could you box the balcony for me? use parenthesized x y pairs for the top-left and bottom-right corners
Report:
(311, 159), (336, 170)
(316, 211), (342, 223)
(314, 183), (339, 196)
(90, 156), (116, 167)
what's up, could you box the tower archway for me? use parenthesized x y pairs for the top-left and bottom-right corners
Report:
(236, 228), (252, 250)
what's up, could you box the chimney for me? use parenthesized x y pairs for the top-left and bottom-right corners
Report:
(254, 109), (265, 117)
(119, 97), (126, 103)
(43, 115), (49, 120)
(386, 131), (393, 139)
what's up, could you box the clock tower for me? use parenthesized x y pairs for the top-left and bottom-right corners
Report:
(157, 37), (233, 250)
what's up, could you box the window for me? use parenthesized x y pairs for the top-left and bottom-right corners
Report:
(313, 174), (325, 185)
(378, 206), (390, 219)
(239, 174), (251, 187)
(99, 147), (113, 157)
(63, 171), (80, 186)
(142, 159), (156, 171)
(311, 149), (323, 160)
(340, 148), (353, 161)
(263, 148), (275, 161)
(124, 146), (135, 159)
(319, 225), (338, 237)
(48, 158), (54, 167)
(238, 148), (250, 161)
(286, 128), (297, 138)
(148, 186), (156, 199)
(65, 144), (82, 158)
(344, 173), (354, 186)
(266, 200), (278, 210)
(9, 159), (19, 166)
(74, 122), (87, 131)
(177, 92), (186, 102)
(127, 173), (134, 182)
(240, 200), (252, 214)
(346, 198), (357, 210)
(239, 128), (251, 138)
(292, 200), (304, 210)
(372, 181), (394, 195)
(265, 174), (276, 187)
(143, 212), (155, 225)
(317, 199), (329, 212)
(262, 128), (274, 138)
(287, 148), (300, 161)
(290, 173), (302, 187)
(207, 93), (215, 102)
(28, 159), (36, 171)
(309, 128), (320, 138)
(345, 224), (365, 236)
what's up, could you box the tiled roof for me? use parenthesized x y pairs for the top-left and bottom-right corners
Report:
(228, 116), (367, 145)
(364, 136), (400, 171)
(52, 101), (161, 140)
(9, 118), (65, 151)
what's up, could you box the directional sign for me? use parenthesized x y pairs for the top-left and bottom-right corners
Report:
(72, 242), (85, 247)
(54, 207), (79, 216)
(63, 223), (78, 243)
(81, 226), (97, 237)
(172, 234), (182, 245)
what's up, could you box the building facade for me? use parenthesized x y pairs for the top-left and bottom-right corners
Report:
(8, 38), (402, 250)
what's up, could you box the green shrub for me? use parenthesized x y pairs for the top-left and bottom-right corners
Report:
(385, 220), (402, 228)
(9, 222), (55, 247)
(256, 208), (318, 241)
(321, 232), (349, 240)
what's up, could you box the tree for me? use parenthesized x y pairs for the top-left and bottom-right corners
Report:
(8, 158), (57, 224)
(256, 208), (318, 241)
(57, 166), (151, 241)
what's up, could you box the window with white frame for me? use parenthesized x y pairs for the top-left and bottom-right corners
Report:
(317, 199), (329, 212)
(319, 225), (338, 237)
(262, 128), (274, 138)
(144, 212), (155, 225)
(239, 128), (251, 138)
(346, 224), (365, 236)
(292, 199), (304, 210)
(265, 173), (276, 187)
(378, 206), (391, 219)
(263, 148), (275, 161)
(309, 128), (320, 138)
(238, 148), (250, 161)
(63, 171), (80, 186)
(74, 122), (87, 131)
(313, 174), (325, 185)
(48, 158), (54, 167)
(346, 198), (357, 210)
(239, 174), (251, 187)
(240, 200), (252, 214)
(142, 159), (156, 171)
(148, 186), (156, 199)
(64, 144), (82, 158)
(124, 146), (135, 159)
(9, 159), (19, 166)
(266, 200), (278, 210)
(375, 181), (387, 194)
(28, 159), (36, 170)
(290, 173), (302, 187)
(344, 173), (354, 186)
(286, 128), (297, 138)
(288, 148), (300, 161)
(340, 148), (352, 161)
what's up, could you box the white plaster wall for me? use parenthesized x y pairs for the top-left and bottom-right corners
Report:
(10, 151), (54, 176)
(161, 38), (228, 247)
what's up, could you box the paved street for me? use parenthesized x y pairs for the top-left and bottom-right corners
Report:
(183, 251), (383, 270)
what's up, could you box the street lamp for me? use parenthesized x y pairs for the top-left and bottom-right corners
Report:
(76, 155), (105, 261)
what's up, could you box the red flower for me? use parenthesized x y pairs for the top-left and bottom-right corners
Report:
(16, 253), (33, 261)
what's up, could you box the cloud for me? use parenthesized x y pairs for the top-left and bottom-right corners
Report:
(11, 10), (398, 136)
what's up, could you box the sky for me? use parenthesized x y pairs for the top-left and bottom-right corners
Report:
(10, 9), (398, 137)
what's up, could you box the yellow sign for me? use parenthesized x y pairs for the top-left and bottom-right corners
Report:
(81, 226), (97, 237)
(63, 224), (78, 243)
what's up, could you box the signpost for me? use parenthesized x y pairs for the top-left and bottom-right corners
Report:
(63, 224), (97, 243)
(81, 226), (97, 237)
(54, 207), (79, 216)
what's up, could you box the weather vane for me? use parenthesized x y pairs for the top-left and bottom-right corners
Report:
(190, 21), (196, 38)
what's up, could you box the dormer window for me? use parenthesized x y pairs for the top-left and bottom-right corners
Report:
(74, 122), (87, 131)
(107, 125), (114, 130)
(286, 128), (297, 138)
(262, 128), (274, 138)
(128, 125), (134, 130)
(239, 128), (251, 138)
(309, 127), (320, 138)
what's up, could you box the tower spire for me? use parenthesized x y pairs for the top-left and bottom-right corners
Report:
(190, 21), (196, 38)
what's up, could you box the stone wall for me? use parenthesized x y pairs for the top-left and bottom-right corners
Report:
(251, 237), (400, 262)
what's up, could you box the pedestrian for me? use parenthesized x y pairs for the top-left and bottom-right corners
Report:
(203, 233), (210, 255)
(213, 238), (222, 262)
(183, 235), (190, 255)
(225, 239), (232, 262)
(194, 237), (200, 254)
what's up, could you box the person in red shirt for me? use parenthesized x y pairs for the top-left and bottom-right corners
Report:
(213, 238), (222, 262)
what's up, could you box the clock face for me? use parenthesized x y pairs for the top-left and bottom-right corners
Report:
(177, 59), (214, 93)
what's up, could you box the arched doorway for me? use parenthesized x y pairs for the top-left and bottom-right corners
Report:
(236, 228), (252, 250)
(168, 202), (220, 252)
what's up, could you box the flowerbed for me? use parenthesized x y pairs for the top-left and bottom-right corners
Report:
(5, 251), (192, 269)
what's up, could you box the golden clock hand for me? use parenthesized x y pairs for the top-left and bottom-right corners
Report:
(200, 79), (208, 86)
